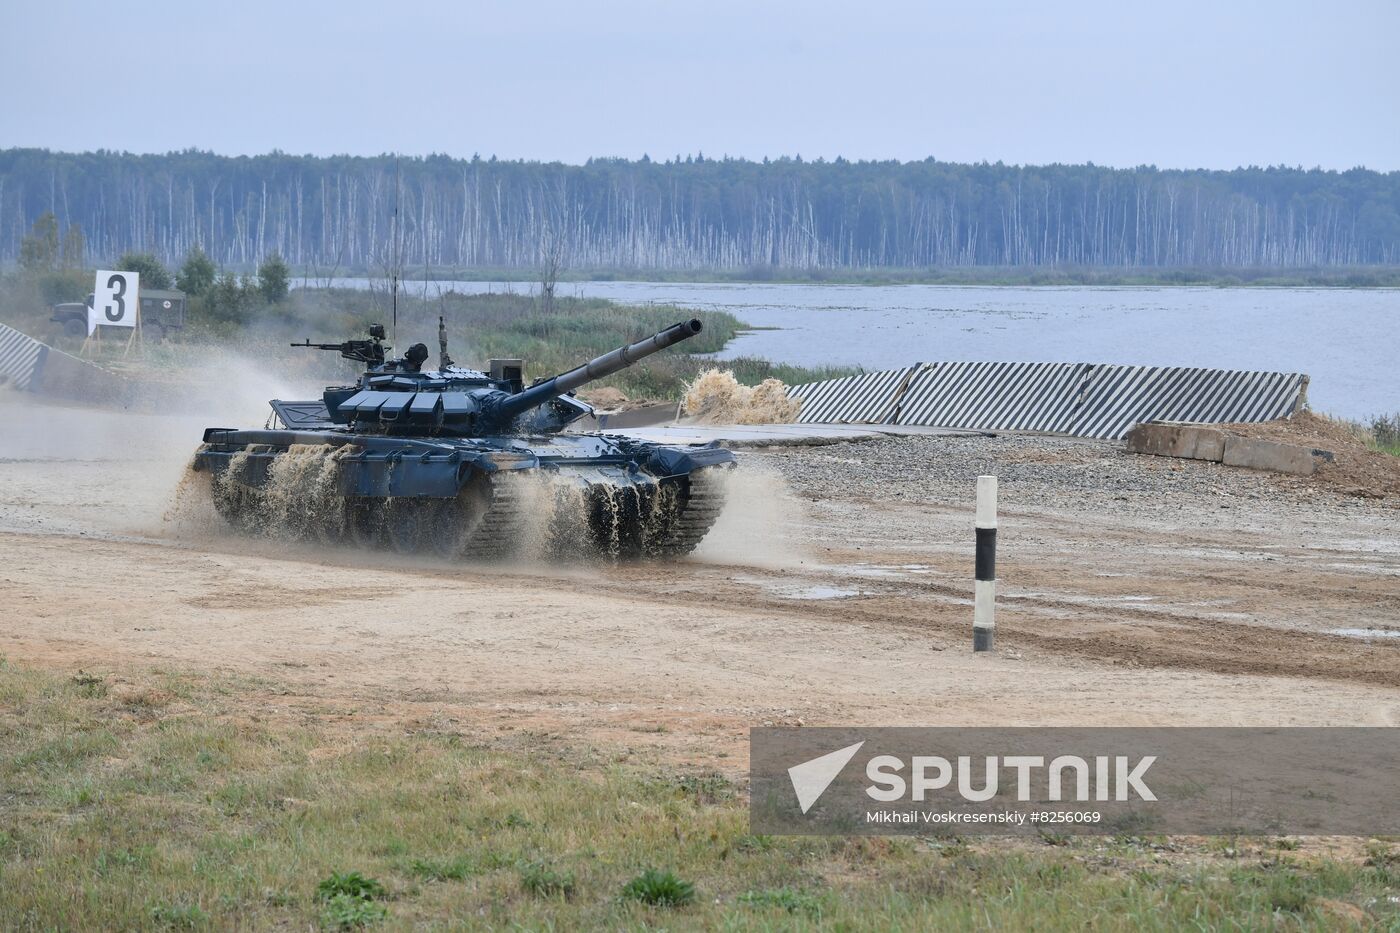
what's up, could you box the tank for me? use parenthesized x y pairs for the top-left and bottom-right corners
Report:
(191, 318), (735, 559)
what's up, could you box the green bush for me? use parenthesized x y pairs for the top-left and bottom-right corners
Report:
(316, 872), (388, 929)
(34, 269), (91, 306)
(258, 253), (291, 304)
(176, 247), (217, 296)
(316, 871), (386, 902)
(620, 868), (695, 907)
(319, 893), (386, 929)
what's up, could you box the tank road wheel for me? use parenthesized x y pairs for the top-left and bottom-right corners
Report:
(586, 482), (651, 559)
(210, 478), (262, 535)
(342, 499), (383, 550)
(645, 470), (727, 558)
(453, 473), (529, 561)
(385, 499), (460, 555)
(371, 480), (497, 560)
(432, 477), (499, 559)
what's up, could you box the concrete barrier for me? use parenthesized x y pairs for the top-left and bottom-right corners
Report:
(1126, 420), (1333, 477)
(1125, 423), (1227, 461)
(1222, 435), (1333, 476)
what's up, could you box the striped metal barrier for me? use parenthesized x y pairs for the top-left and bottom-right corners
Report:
(895, 361), (1088, 433)
(788, 361), (1307, 439)
(792, 365), (921, 425)
(0, 322), (47, 392)
(1071, 365), (1308, 440)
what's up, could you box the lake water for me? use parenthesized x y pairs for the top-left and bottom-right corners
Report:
(334, 279), (1397, 420)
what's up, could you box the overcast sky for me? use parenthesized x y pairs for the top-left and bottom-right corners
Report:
(3, 0), (1397, 171)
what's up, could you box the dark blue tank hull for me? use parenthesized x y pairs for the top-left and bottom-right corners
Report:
(192, 427), (736, 559)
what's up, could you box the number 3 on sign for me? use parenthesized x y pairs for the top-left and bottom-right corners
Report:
(90, 269), (139, 335)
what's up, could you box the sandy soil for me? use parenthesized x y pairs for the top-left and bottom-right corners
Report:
(1222, 410), (1400, 499)
(1, 396), (1398, 769)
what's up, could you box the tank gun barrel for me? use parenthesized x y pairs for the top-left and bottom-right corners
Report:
(497, 318), (703, 421)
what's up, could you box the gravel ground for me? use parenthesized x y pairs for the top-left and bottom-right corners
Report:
(754, 433), (1396, 532)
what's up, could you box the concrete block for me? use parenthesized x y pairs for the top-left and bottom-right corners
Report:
(1125, 422), (1227, 462)
(1222, 435), (1331, 476)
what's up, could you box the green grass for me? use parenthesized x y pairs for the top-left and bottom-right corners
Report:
(1367, 413), (1400, 457)
(317, 872), (388, 902)
(518, 859), (577, 899)
(319, 892), (387, 929)
(1331, 412), (1400, 458)
(1, 660), (1397, 930)
(405, 855), (475, 882)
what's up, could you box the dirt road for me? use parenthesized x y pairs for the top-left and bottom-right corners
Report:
(2, 398), (1397, 767)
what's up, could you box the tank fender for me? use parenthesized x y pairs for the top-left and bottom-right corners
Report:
(644, 444), (738, 478)
(453, 448), (539, 486)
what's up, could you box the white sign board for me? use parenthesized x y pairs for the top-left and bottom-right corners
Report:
(90, 269), (139, 335)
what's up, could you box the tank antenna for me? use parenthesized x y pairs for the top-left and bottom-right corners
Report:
(391, 156), (401, 344)
(438, 314), (454, 370)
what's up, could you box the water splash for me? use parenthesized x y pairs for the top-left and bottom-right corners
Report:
(199, 444), (712, 560)
(682, 369), (801, 424)
(208, 443), (356, 542)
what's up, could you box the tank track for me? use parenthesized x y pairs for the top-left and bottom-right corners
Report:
(207, 449), (725, 560)
(457, 474), (531, 560)
(649, 469), (726, 557)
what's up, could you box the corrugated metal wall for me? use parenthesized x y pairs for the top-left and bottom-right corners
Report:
(789, 361), (1307, 439)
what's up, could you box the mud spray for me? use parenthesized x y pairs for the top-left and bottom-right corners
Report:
(196, 445), (712, 560)
(188, 442), (802, 566)
(200, 444), (358, 543)
(506, 472), (683, 559)
(682, 369), (802, 424)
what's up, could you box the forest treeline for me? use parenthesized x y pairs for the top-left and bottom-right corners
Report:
(2, 148), (1398, 272)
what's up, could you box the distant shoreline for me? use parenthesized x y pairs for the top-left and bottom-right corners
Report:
(302, 266), (1400, 289)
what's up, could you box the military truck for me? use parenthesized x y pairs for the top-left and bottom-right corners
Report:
(50, 288), (187, 339)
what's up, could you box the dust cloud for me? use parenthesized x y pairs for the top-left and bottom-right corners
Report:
(694, 464), (807, 568)
(0, 348), (317, 541)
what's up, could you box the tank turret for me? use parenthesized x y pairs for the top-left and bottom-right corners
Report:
(297, 319), (704, 437)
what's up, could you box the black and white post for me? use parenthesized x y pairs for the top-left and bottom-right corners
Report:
(973, 475), (997, 652)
